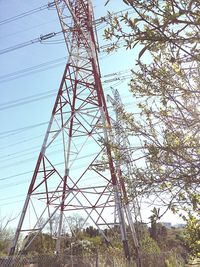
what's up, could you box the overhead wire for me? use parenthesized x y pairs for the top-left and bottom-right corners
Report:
(0, 178), (111, 206)
(0, 151), (104, 186)
(0, 92), (138, 143)
(0, 84), (137, 169)
(0, 94), (138, 160)
(0, 89), (56, 106)
(1, 146), (104, 171)
(0, 31), (63, 55)
(0, 170), (34, 182)
(0, 173), (118, 205)
(0, 199), (25, 207)
(0, 19), (59, 40)
(0, 194), (25, 202)
(0, 170), (136, 206)
(0, 33), (127, 84)
(0, 1), (57, 26)
(0, 93), (56, 110)
(0, 134), (44, 151)
(0, 51), (128, 84)
(0, 121), (48, 138)
(0, 102), (140, 166)
(0, 2), (132, 27)
(0, 5), (138, 205)
(0, 57), (67, 84)
(0, 135), (74, 163)
(0, 69), (132, 111)
(0, 145), (143, 206)
(0, 4), (135, 121)
(0, 5), (134, 56)
(0, 141), (145, 193)
(0, 6), (133, 53)
(0, 31), (125, 56)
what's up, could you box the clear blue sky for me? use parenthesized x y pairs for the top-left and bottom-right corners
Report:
(0, 0), (182, 227)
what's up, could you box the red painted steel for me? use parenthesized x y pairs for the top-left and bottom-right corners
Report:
(9, 0), (131, 259)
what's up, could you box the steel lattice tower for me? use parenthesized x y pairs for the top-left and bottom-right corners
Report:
(108, 89), (142, 263)
(108, 89), (142, 224)
(9, 0), (135, 260)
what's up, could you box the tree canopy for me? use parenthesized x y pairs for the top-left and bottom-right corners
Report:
(104, 0), (200, 236)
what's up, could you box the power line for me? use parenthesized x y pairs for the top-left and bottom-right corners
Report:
(0, 170), (34, 182)
(0, 199), (25, 207)
(0, 3), (132, 27)
(0, 70), (131, 111)
(0, 100), (140, 164)
(0, 174), (120, 205)
(0, 92), (136, 139)
(0, 1), (58, 26)
(0, 52), (129, 84)
(0, 121), (48, 138)
(0, 19), (58, 40)
(0, 194), (25, 202)
(0, 89), (56, 106)
(0, 31), (63, 55)
(0, 32), (124, 56)
(0, 93), (56, 110)
(0, 143), (144, 185)
(0, 151), (101, 180)
(0, 57), (67, 84)
(0, 139), (65, 163)
(0, 98), (138, 159)
(0, 134), (44, 151)
(0, 7), (134, 56)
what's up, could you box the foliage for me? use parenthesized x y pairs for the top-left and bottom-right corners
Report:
(141, 234), (160, 255)
(104, 0), (200, 60)
(103, 0), (200, 258)
(21, 233), (56, 255)
(164, 253), (185, 267)
(104, 0), (200, 224)
(184, 215), (200, 258)
(84, 226), (99, 238)
(0, 215), (15, 256)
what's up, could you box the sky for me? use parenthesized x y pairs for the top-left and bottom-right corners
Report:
(0, 0), (183, 230)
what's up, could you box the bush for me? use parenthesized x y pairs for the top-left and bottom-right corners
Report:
(141, 235), (160, 255)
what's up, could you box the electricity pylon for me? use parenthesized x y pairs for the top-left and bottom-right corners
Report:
(108, 89), (142, 265)
(9, 0), (137, 261)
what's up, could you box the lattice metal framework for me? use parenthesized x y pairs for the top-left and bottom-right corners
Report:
(108, 89), (142, 261)
(9, 0), (133, 259)
(108, 89), (142, 223)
